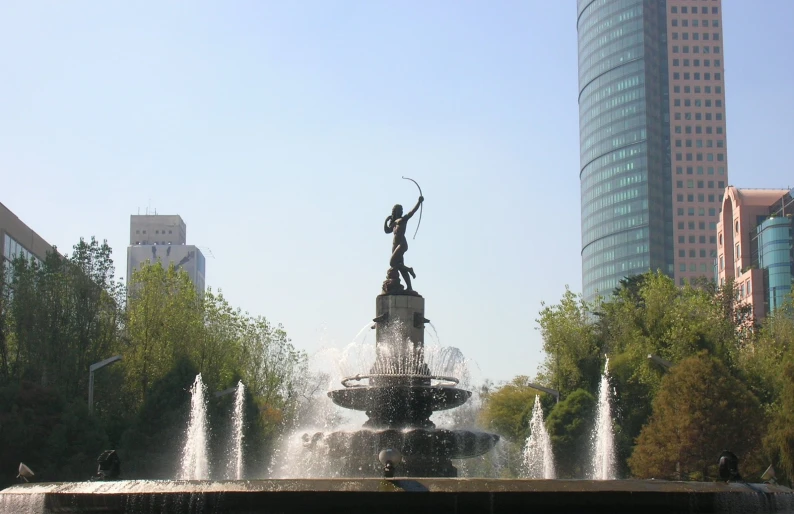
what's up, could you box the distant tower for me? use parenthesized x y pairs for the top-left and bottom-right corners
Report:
(577, 0), (729, 302)
(126, 213), (205, 292)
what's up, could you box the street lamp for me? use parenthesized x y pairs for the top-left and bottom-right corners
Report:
(527, 382), (561, 404)
(647, 354), (673, 370)
(89, 355), (122, 414)
(214, 387), (236, 398)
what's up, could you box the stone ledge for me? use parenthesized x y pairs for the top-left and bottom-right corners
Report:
(2, 479), (792, 513)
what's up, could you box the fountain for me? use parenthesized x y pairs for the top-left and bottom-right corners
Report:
(179, 374), (209, 480)
(522, 395), (555, 479)
(301, 191), (499, 477)
(2, 184), (793, 512)
(229, 381), (245, 480)
(591, 356), (616, 480)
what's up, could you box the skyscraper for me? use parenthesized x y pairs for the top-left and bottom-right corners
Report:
(578, 0), (728, 303)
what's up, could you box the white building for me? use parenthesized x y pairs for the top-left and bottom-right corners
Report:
(126, 214), (205, 292)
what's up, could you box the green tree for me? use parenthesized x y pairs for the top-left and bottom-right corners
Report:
(545, 389), (595, 478)
(124, 262), (203, 407)
(764, 362), (794, 486)
(479, 376), (546, 443)
(629, 352), (764, 480)
(536, 287), (601, 395)
(0, 381), (108, 487)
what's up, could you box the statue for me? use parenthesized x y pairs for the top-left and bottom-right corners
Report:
(382, 182), (423, 295)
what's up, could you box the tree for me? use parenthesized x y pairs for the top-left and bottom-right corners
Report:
(536, 287), (601, 395)
(629, 352), (764, 481)
(764, 362), (794, 486)
(479, 376), (549, 443)
(124, 262), (203, 407)
(545, 389), (595, 478)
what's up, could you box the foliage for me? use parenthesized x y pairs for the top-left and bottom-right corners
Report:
(536, 287), (602, 395)
(628, 352), (764, 481)
(478, 376), (547, 443)
(0, 381), (108, 487)
(0, 237), (302, 482)
(545, 389), (595, 478)
(763, 362), (794, 486)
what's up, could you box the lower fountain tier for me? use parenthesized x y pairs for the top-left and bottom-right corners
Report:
(328, 386), (471, 428)
(303, 428), (500, 477)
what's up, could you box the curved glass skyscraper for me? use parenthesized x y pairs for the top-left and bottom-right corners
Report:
(578, 0), (728, 303)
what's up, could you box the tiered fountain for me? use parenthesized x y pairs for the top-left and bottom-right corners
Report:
(303, 192), (499, 477)
(2, 185), (793, 513)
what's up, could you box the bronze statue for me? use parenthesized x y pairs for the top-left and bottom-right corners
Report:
(382, 195), (423, 295)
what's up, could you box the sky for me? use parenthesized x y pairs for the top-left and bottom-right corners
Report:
(1, 1), (793, 384)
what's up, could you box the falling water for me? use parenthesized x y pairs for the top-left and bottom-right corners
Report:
(179, 374), (209, 480)
(590, 357), (616, 480)
(522, 395), (556, 479)
(231, 381), (245, 480)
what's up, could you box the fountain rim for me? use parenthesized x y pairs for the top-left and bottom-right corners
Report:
(340, 374), (459, 388)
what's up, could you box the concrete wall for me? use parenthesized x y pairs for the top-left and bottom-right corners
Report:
(129, 215), (186, 245)
(127, 244), (205, 292)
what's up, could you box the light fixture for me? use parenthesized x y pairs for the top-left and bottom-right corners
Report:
(378, 448), (402, 478)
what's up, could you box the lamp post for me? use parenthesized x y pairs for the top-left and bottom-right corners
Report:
(88, 355), (122, 414)
(214, 387), (236, 398)
(647, 354), (673, 370)
(527, 383), (561, 404)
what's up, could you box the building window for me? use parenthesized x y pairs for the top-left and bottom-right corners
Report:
(735, 220), (739, 234)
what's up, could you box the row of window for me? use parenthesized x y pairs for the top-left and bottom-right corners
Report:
(672, 45), (720, 54)
(134, 229), (174, 235)
(675, 138), (724, 148)
(671, 18), (720, 27)
(674, 125), (724, 135)
(676, 180), (726, 189)
(672, 71), (722, 81)
(675, 112), (724, 123)
(675, 166), (727, 175)
(677, 207), (716, 217)
(3, 234), (41, 265)
(672, 58), (721, 67)
(678, 221), (719, 231)
(675, 152), (726, 162)
(671, 6), (719, 15)
(680, 235), (717, 244)
(681, 262), (712, 273)
(672, 32), (720, 41)
(676, 192), (723, 203)
(673, 84), (721, 94)
(679, 249), (718, 259)
(675, 99), (722, 109)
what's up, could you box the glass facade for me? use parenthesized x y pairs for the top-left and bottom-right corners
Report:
(578, 0), (673, 302)
(757, 216), (794, 312)
(2, 233), (43, 284)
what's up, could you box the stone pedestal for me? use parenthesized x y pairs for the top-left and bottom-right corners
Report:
(372, 295), (430, 384)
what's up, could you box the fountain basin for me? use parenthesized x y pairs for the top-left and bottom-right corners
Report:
(328, 386), (471, 413)
(316, 428), (500, 460)
(2, 479), (792, 513)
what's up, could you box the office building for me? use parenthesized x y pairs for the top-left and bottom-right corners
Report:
(1, 201), (57, 282)
(578, 0), (728, 303)
(716, 187), (794, 322)
(126, 214), (206, 292)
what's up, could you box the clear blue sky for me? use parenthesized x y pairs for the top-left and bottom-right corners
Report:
(1, 1), (792, 383)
